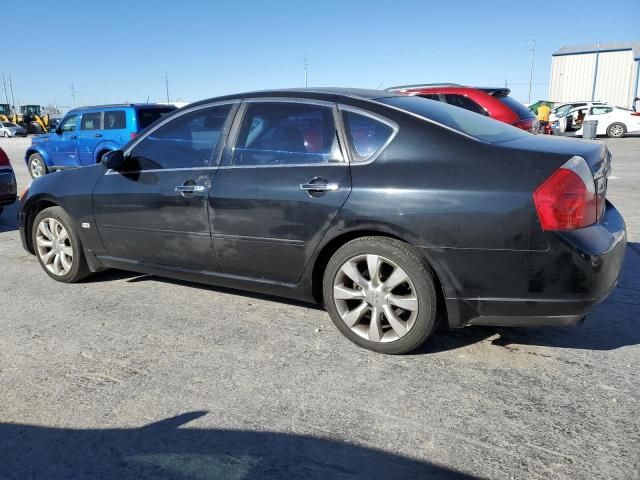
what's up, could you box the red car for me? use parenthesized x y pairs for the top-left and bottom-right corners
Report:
(386, 83), (538, 132)
(0, 147), (17, 215)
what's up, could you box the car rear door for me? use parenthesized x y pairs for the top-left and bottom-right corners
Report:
(77, 111), (103, 165)
(208, 99), (352, 283)
(92, 102), (237, 270)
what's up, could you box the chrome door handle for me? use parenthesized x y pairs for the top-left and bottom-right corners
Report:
(175, 185), (206, 196)
(299, 183), (339, 192)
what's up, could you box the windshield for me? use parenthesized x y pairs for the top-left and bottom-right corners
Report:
(380, 95), (529, 143)
(2, 122), (19, 128)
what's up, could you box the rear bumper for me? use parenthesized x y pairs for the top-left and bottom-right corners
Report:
(431, 201), (626, 328)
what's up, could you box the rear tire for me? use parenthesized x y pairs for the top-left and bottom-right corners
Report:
(32, 206), (91, 283)
(323, 236), (438, 354)
(607, 123), (626, 138)
(28, 153), (47, 178)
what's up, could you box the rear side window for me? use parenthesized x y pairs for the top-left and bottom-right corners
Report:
(231, 102), (343, 166)
(590, 107), (613, 115)
(136, 108), (175, 130)
(104, 110), (126, 130)
(343, 111), (394, 162)
(443, 94), (487, 116)
(129, 104), (231, 170)
(494, 95), (535, 120)
(81, 112), (102, 131)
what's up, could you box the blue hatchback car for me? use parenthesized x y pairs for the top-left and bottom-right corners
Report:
(25, 103), (176, 178)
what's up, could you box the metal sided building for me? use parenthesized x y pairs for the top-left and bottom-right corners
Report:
(549, 42), (640, 108)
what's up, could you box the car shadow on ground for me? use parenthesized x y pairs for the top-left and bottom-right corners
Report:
(88, 244), (640, 354)
(0, 411), (477, 480)
(0, 202), (18, 233)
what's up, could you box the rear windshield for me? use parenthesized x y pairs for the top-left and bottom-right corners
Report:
(380, 95), (528, 143)
(136, 108), (176, 130)
(494, 95), (535, 120)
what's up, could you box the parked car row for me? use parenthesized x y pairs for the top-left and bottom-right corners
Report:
(553, 102), (640, 137)
(0, 121), (28, 138)
(17, 88), (626, 354)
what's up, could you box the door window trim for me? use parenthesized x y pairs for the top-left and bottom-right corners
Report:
(220, 97), (350, 169)
(338, 105), (399, 166)
(111, 100), (241, 174)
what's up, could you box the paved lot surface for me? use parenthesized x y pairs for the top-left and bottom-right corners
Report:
(1, 136), (638, 479)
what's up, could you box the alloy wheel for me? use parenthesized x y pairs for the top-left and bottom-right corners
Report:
(36, 218), (74, 276)
(30, 157), (44, 177)
(609, 124), (624, 137)
(333, 254), (418, 343)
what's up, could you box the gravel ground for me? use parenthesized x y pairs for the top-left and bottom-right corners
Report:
(0, 135), (638, 479)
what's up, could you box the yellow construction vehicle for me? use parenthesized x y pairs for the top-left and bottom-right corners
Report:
(0, 104), (16, 123)
(19, 105), (50, 134)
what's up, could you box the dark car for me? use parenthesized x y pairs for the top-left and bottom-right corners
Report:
(387, 84), (538, 132)
(18, 88), (625, 354)
(0, 147), (17, 215)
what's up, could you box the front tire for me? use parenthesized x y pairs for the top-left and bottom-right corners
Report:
(32, 207), (91, 283)
(28, 153), (47, 178)
(607, 123), (626, 138)
(323, 236), (438, 354)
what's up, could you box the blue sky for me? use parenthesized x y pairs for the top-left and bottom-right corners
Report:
(3, 0), (639, 109)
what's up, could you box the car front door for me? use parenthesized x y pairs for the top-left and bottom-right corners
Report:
(92, 102), (237, 270)
(77, 111), (103, 165)
(50, 114), (79, 167)
(208, 99), (352, 283)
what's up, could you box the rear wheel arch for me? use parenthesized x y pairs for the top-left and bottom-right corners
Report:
(310, 230), (448, 324)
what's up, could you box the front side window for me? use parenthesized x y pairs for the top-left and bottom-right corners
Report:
(59, 115), (78, 133)
(419, 94), (441, 101)
(104, 110), (126, 130)
(231, 102), (343, 166)
(444, 94), (487, 116)
(81, 112), (102, 131)
(128, 104), (232, 170)
(343, 111), (394, 162)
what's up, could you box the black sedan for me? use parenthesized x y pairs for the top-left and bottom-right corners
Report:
(0, 147), (17, 215)
(18, 89), (626, 354)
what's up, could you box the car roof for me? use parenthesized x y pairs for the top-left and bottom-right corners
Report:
(185, 88), (403, 109)
(66, 103), (176, 114)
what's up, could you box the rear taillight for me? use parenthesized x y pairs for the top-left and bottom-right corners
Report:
(130, 132), (137, 139)
(533, 156), (598, 231)
(0, 148), (9, 167)
(631, 112), (640, 117)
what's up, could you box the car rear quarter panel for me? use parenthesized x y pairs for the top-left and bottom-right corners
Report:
(325, 110), (572, 306)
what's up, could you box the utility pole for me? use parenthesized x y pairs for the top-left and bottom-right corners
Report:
(1, 73), (9, 104)
(71, 83), (77, 106)
(304, 57), (308, 88)
(9, 76), (16, 113)
(165, 72), (170, 104)
(528, 39), (535, 104)
(591, 41), (601, 101)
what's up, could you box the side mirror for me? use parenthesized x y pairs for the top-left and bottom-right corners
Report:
(102, 150), (127, 170)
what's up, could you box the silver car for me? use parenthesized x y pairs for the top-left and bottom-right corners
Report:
(0, 121), (28, 138)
